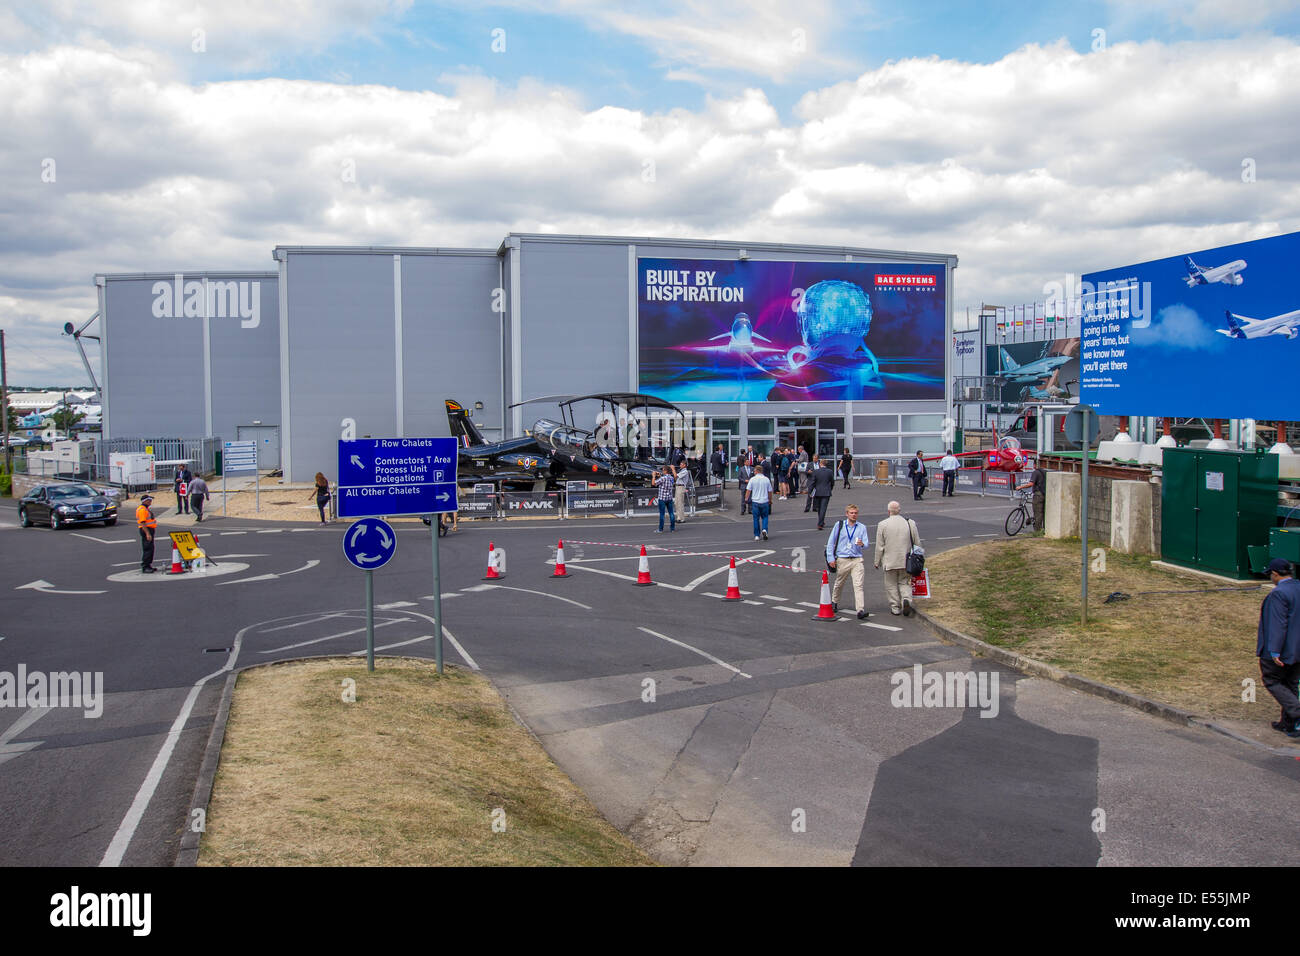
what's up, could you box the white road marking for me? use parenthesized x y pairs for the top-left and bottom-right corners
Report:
(480, 584), (593, 610)
(15, 579), (106, 596)
(796, 602), (819, 609)
(214, 559), (320, 586)
(219, 531), (247, 535)
(562, 563), (689, 591)
(937, 536), (960, 540)
(702, 591), (724, 598)
(262, 612), (351, 632)
(70, 533), (132, 545)
(863, 621), (903, 632)
(0, 707), (50, 768)
(377, 601), (418, 609)
(773, 606), (803, 614)
(353, 634), (433, 654)
(259, 618), (408, 654)
(743, 599), (764, 606)
(421, 593), (459, 600)
(974, 533), (998, 537)
(256, 529), (285, 534)
(759, 595), (789, 602)
(637, 626), (751, 679)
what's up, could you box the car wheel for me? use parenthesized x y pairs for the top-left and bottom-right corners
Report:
(51, 512), (63, 530)
(104, 517), (117, 527)
(20, 507), (31, 528)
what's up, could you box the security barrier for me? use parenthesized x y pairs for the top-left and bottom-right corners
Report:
(501, 491), (562, 516)
(565, 489), (627, 518)
(457, 492), (499, 518)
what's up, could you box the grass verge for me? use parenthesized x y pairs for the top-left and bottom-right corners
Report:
(924, 537), (1269, 724)
(199, 658), (653, 866)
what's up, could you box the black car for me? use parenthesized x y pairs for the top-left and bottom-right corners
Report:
(19, 483), (119, 529)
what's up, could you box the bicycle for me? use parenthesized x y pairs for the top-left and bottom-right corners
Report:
(1005, 489), (1033, 536)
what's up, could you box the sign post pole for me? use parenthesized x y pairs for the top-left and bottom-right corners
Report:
(1080, 406), (1089, 625)
(365, 569), (375, 672)
(431, 524), (444, 675)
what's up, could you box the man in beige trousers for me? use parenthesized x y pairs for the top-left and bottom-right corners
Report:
(874, 500), (920, 616)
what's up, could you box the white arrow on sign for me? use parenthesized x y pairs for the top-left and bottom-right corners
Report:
(16, 580), (107, 596)
(351, 455), (364, 469)
(349, 524), (366, 549)
(376, 526), (392, 549)
(436, 493), (450, 502)
(356, 553), (383, 564)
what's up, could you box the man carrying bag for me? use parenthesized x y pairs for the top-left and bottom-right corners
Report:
(875, 500), (921, 616)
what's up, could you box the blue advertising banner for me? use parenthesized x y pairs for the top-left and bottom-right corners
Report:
(638, 258), (946, 402)
(1080, 231), (1300, 417)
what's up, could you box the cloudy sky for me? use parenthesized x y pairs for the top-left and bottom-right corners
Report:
(3, 0), (1299, 385)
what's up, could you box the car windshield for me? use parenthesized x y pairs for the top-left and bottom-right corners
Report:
(48, 485), (95, 498)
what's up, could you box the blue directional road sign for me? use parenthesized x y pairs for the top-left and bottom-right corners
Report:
(342, 517), (398, 570)
(336, 437), (459, 518)
(223, 440), (258, 475)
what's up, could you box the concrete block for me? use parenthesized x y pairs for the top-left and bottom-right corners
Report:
(1110, 480), (1155, 555)
(1045, 471), (1079, 539)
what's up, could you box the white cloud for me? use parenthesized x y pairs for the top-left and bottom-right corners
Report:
(2, 33), (1299, 382)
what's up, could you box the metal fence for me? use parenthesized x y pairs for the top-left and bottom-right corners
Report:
(97, 437), (222, 476)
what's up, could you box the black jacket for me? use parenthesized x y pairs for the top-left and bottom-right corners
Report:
(908, 456), (926, 478)
(811, 465), (835, 497)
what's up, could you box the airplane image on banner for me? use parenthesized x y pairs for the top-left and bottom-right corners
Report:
(1184, 256), (1246, 287)
(996, 344), (1071, 384)
(1218, 308), (1300, 340)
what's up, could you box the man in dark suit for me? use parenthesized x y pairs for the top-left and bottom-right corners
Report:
(736, 458), (754, 514)
(710, 444), (727, 486)
(808, 456), (835, 529)
(907, 450), (928, 500)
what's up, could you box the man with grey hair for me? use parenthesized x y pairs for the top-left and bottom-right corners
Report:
(875, 500), (921, 616)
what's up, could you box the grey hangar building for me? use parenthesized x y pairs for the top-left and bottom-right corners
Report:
(95, 234), (957, 484)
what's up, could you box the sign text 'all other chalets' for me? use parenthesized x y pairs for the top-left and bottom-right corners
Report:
(337, 438), (459, 518)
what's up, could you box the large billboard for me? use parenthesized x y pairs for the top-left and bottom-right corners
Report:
(638, 258), (946, 402)
(1080, 231), (1300, 417)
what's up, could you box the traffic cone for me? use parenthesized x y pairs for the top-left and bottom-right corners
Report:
(552, 539), (569, 578)
(634, 545), (654, 586)
(813, 570), (836, 621)
(722, 556), (741, 601)
(484, 541), (502, 580)
(168, 543), (185, 575)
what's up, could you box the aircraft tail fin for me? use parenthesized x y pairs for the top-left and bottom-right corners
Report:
(446, 399), (487, 446)
(999, 347), (1019, 371)
(1223, 310), (1247, 339)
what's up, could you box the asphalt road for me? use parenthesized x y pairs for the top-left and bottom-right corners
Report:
(1, 484), (1297, 866)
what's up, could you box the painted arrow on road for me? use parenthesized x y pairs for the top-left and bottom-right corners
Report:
(16, 580), (107, 596)
(215, 559), (321, 587)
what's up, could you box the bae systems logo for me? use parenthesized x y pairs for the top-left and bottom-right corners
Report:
(151, 274), (261, 328)
(874, 274), (937, 288)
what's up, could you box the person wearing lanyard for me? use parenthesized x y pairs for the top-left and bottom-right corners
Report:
(136, 494), (158, 573)
(825, 504), (870, 619)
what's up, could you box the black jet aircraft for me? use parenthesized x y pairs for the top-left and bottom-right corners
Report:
(446, 393), (690, 489)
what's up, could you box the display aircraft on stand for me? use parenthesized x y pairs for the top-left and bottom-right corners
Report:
(1217, 307), (1300, 340)
(1183, 256), (1246, 287)
(446, 393), (690, 489)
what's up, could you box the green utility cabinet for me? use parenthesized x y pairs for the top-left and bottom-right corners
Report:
(1161, 448), (1277, 579)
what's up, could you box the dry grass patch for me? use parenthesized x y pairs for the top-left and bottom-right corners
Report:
(925, 538), (1269, 723)
(199, 658), (652, 866)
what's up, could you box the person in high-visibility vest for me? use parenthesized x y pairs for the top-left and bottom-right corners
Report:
(137, 494), (158, 573)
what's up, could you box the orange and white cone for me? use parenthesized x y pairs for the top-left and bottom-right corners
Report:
(634, 545), (654, 586)
(814, 569), (836, 620)
(722, 556), (741, 601)
(484, 541), (502, 580)
(552, 539), (569, 578)
(168, 543), (185, 575)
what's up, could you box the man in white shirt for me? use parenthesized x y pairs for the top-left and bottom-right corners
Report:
(824, 504), (870, 619)
(745, 464), (773, 540)
(940, 449), (959, 497)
